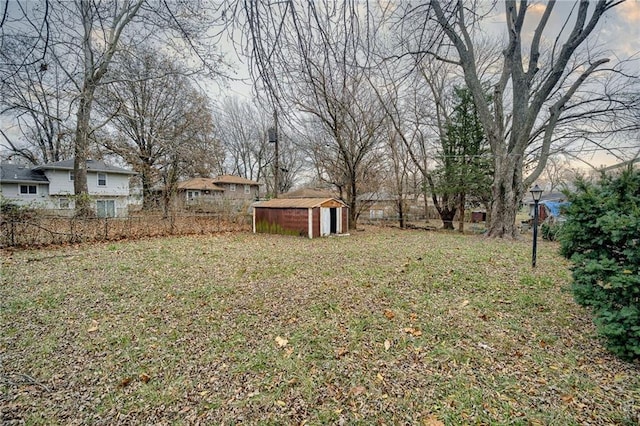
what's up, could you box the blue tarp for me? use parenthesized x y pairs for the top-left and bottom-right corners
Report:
(540, 201), (570, 218)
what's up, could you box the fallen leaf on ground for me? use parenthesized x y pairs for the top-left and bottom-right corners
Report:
(350, 386), (366, 396)
(404, 327), (422, 337)
(275, 336), (288, 347)
(423, 415), (445, 426)
(335, 347), (348, 358)
(117, 377), (132, 389)
(87, 320), (99, 332)
(383, 309), (395, 320)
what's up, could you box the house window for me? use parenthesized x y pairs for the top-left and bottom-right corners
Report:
(97, 173), (107, 186)
(96, 200), (116, 218)
(230, 183), (236, 192)
(20, 185), (37, 194)
(244, 184), (250, 194)
(59, 198), (70, 209)
(187, 191), (200, 200)
(369, 209), (384, 219)
(69, 171), (74, 181)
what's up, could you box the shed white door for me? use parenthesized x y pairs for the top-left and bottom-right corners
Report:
(321, 207), (331, 236)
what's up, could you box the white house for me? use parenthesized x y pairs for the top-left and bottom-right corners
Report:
(0, 159), (136, 217)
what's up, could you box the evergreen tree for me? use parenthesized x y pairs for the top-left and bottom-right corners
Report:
(431, 87), (492, 230)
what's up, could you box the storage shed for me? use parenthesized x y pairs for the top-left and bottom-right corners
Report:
(253, 197), (349, 238)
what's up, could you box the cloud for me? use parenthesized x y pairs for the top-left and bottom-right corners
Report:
(527, 2), (547, 16)
(616, 0), (640, 23)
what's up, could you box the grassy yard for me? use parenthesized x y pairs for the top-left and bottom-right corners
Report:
(1, 227), (638, 425)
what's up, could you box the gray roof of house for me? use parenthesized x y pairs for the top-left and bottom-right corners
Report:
(0, 163), (49, 184)
(34, 159), (136, 175)
(357, 192), (397, 202)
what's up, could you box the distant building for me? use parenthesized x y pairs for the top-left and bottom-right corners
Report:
(175, 175), (260, 211)
(177, 178), (224, 205)
(0, 160), (136, 217)
(357, 192), (398, 219)
(211, 175), (260, 200)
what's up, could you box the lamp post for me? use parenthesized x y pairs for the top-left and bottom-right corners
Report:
(530, 184), (543, 268)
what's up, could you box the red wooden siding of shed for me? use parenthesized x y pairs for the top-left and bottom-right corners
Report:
(255, 207), (309, 236)
(312, 207), (320, 238)
(253, 197), (349, 238)
(342, 209), (348, 232)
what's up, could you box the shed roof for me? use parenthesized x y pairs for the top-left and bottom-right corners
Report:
(255, 197), (347, 209)
(213, 174), (259, 185)
(0, 163), (49, 184)
(177, 178), (224, 191)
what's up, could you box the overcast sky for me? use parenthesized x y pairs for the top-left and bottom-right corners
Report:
(2, 1), (639, 168)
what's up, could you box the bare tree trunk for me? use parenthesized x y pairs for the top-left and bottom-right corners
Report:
(348, 178), (358, 230)
(487, 156), (522, 238)
(458, 192), (465, 233)
(141, 166), (155, 211)
(440, 208), (456, 230)
(427, 0), (623, 238)
(72, 0), (144, 217)
(73, 84), (95, 217)
(423, 184), (429, 223)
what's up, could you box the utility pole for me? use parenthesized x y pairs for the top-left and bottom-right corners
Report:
(268, 110), (279, 198)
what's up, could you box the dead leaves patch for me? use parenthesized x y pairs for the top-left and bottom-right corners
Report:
(2, 228), (638, 425)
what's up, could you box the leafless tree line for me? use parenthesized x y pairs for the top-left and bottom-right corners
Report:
(2, 1), (638, 236)
(238, 0), (640, 235)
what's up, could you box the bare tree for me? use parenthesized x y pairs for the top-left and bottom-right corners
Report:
(98, 48), (222, 210)
(0, 2), (71, 164)
(216, 98), (273, 183)
(417, 0), (637, 238)
(273, 130), (305, 195)
(0, 1), (51, 77)
(239, 1), (388, 228)
(0, 43), (73, 164)
(3, 0), (230, 216)
(299, 73), (387, 229)
(539, 154), (576, 193)
(384, 126), (414, 229)
(61, 0), (145, 216)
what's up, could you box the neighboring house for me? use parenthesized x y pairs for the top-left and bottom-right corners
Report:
(524, 191), (567, 222)
(211, 175), (260, 200)
(0, 159), (136, 217)
(0, 163), (50, 208)
(358, 192), (398, 219)
(177, 178), (224, 206)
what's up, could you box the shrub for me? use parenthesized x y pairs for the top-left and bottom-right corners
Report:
(0, 197), (37, 220)
(559, 169), (640, 360)
(541, 221), (562, 241)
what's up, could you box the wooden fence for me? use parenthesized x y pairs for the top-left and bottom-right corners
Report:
(0, 213), (252, 248)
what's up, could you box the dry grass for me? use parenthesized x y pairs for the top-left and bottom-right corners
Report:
(1, 226), (638, 425)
